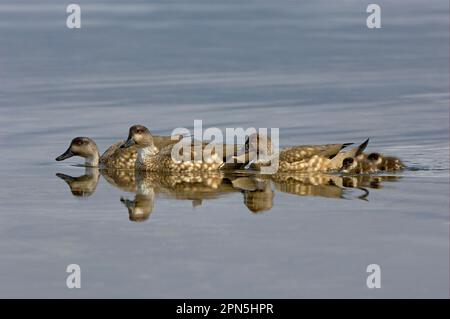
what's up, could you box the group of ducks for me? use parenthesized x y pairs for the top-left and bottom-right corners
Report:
(55, 124), (404, 174)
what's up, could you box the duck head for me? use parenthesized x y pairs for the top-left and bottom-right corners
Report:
(367, 152), (383, 166)
(120, 193), (154, 222)
(341, 157), (358, 173)
(56, 137), (100, 167)
(235, 133), (273, 166)
(121, 124), (154, 149)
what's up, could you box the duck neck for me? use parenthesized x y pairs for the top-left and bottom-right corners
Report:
(85, 166), (100, 179)
(85, 151), (100, 167)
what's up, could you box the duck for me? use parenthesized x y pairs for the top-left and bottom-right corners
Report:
(120, 124), (236, 173)
(223, 133), (369, 173)
(55, 133), (183, 169)
(340, 152), (404, 174)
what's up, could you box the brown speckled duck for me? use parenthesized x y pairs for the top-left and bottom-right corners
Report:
(120, 124), (237, 173)
(56, 133), (182, 169)
(225, 133), (369, 173)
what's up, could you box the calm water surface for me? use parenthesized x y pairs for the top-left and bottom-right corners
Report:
(0, 0), (448, 298)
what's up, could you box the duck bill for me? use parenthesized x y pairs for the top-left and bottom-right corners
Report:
(55, 148), (74, 161)
(121, 138), (135, 149)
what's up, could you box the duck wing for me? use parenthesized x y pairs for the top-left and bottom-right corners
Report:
(279, 143), (351, 163)
(100, 140), (124, 161)
(152, 134), (184, 150)
(100, 140), (138, 168)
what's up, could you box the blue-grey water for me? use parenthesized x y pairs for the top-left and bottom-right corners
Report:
(0, 0), (448, 298)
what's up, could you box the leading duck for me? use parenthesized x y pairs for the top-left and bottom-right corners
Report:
(55, 133), (183, 169)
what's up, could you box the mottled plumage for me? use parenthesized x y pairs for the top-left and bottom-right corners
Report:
(99, 140), (138, 169)
(121, 125), (236, 173)
(135, 141), (225, 173)
(233, 133), (368, 173)
(121, 125), (234, 173)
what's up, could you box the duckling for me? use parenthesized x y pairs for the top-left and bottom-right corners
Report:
(340, 152), (404, 174)
(120, 124), (231, 173)
(56, 133), (182, 169)
(227, 133), (369, 173)
(367, 152), (405, 171)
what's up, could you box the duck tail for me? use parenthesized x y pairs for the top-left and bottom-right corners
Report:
(355, 138), (369, 156)
(341, 143), (354, 150)
(330, 138), (370, 169)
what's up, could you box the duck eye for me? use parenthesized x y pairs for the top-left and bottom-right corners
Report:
(74, 140), (82, 145)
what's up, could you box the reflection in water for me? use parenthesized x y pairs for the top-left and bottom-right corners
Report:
(229, 176), (274, 213)
(120, 192), (154, 222)
(101, 168), (136, 192)
(56, 168), (402, 221)
(56, 167), (100, 197)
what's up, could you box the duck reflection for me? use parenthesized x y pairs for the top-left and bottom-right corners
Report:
(56, 167), (100, 197)
(228, 175), (274, 213)
(270, 172), (401, 200)
(57, 167), (402, 220)
(135, 170), (235, 202)
(271, 173), (344, 199)
(117, 171), (235, 221)
(101, 168), (136, 192)
(120, 192), (154, 222)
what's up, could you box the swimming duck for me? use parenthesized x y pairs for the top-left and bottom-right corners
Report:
(340, 152), (405, 174)
(55, 133), (183, 169)
(120, 124), (235, 173)
(225, 133), (369, 173)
